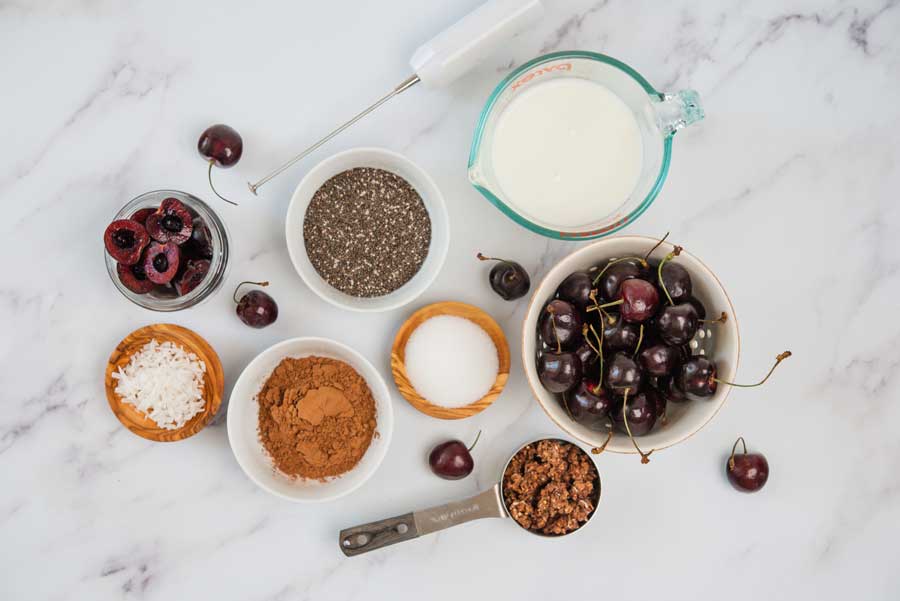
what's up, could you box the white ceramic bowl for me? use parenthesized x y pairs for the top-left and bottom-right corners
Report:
(227, 337), (394, 502)
(285, 147), (450, 312)
(522, 236), (741, 454)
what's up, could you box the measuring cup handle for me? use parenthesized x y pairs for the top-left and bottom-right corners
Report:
(339, 512), (419, 557)
(339, 485), (506, 556)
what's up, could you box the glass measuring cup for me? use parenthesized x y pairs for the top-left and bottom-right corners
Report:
(339, 438), (601, 556)
(468, 50), (704, 240)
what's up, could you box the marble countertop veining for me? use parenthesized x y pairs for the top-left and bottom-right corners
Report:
(2, 0), (899, 599)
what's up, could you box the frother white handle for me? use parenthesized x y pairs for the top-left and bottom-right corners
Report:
(410, 0), (544, 88)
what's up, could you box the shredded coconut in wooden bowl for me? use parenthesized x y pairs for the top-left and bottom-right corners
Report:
(112, 339), (206, 430)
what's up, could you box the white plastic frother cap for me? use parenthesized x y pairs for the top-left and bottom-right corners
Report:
(410, 0), (544, 88)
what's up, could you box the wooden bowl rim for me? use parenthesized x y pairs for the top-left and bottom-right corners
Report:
(391, 301), (509, 420)
(104, 323), (224, 442)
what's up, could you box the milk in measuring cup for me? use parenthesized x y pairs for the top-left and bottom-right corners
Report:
(490, 78), (643, 229)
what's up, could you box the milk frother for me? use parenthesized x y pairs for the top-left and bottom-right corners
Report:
(248, 0), (544, 194)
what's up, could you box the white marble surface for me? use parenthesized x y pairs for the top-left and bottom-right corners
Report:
(2, 0), (899, 599)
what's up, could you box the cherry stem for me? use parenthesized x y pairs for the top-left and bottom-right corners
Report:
(643, 232), (670, 263)
(476, 253), (505, 263)
(591, 429), (613, 454)
(621, 389), (653, 464)
(467, 430), (483, 452)
(582, 324), (601, 356)
(596, 299), (624, 310)
(657, 245), (683, 306)
(700, 312), (728, 324)
(592, 256), (649, 286)
(632, 323), (644, 358)
(547, 306), (562, 354)
(588, 290), (616, 324)
(591, 324), (604, 388)
(582, 324), (605, 390)
(715, 351), (792, 388)
(233, 280), (269, 303)
(208, 160), (238, 206)
(728, 436), (747, 470)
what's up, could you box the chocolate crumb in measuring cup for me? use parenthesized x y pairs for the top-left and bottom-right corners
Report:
(303, 167), (431, 297)
(502, 439), (597, 535)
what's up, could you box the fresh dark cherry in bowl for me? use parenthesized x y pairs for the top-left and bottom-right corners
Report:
(564, 381), (613, 430)
(556, 271), (594, 309)
(595, 257), (648, 302)
(538, 300), (582, 350)
(612, 388), (660, 437)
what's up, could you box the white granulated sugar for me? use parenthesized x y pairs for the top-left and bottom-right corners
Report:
(112, 338), (207, 430)
(404, 315), (499, 408)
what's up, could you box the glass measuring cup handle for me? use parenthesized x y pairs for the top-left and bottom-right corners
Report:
(654, 89), (705, 136)
(339, 485), (506, 556)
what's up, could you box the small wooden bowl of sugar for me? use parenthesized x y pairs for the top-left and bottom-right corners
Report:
(391, 301), (509, 420)
(105, 324), (224, 442)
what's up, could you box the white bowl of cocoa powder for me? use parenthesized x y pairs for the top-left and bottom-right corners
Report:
(227, 337), (393, 502)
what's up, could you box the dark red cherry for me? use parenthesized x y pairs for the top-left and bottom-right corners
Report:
(198, 124), (243, 167)
(129, 208), (155, 225)
(564, 380), (614, 430)
(596, 258), (648, 302)
(726, 437), (769, 493)
(175, 259), (210, 296)
(143, 241), (181, 284)
(639, 343), (681, 376)
(606, 352), (643, 396)
(145, 198), (194, 245)
(656, 302), (699, 345)
(616, 278), (659, 323)
(429, 431), (480, 480)
(477, 254), (530, 300)
(537, 349), (581, 394)
(659, 262), (692, 303)
(654, 375), (690, 403)
(612, 388), (659, 436)
(678, 356), (717, 397)
(556, 271), (593, 309)
(103, 219), (149, 265)
(684, 296), (707, 320)
(602, 314), (640, 352)
(234, 281), (278, 328)
(198, 124), (243, 206)
(116, 259), (155, 294)
(182, 218), (213, 261)
(575, 341), (599, 372)
(538, 300), (582, 350)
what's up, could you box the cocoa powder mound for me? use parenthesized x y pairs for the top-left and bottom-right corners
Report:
(257, 356), (377, 480)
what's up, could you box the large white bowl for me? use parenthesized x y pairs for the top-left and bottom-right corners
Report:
(227, 337), (394, 502)
(285, 147), (450, 312)
(522, 236), (741, 454)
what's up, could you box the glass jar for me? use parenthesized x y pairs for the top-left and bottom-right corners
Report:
(105, 190), (230, 311)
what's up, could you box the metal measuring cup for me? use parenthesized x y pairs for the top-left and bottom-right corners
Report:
(339, 438), (601, 556)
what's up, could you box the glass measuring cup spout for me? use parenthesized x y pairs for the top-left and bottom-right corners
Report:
(468, 51), (705, 240)
(655, 89), (704, 135)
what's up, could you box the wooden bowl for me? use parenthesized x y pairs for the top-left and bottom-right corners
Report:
(105, 324), (224, 442)
(391, 301), (509, 419)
